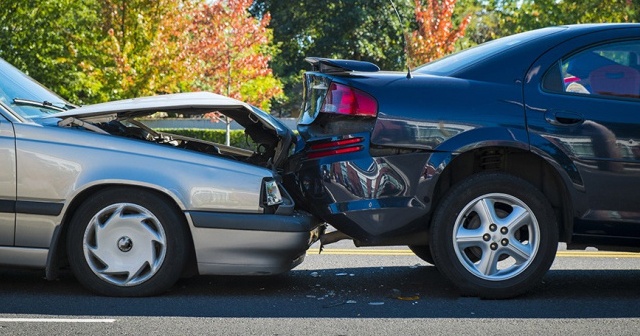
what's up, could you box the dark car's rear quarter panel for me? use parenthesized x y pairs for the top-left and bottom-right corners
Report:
(365, 74), (529, 150)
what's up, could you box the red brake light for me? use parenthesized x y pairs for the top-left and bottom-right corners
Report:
(306, 137), (364, 159)
(309, 137), (363, 150)
(320, 83), (377, 117)
(306, 146), (362, 159)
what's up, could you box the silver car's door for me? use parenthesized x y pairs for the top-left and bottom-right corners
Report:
(0, 114), (16, 245)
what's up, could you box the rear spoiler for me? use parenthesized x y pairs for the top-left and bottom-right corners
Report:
(305, 57), (380, 74)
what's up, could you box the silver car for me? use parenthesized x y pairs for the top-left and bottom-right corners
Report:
(0, 57), (322, 296)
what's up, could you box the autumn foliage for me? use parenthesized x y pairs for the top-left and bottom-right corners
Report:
(189, 0), (283, 110)
(407, 0), (471, 66)
(22, 0), (283, 110)
(97, 0), (196, 100)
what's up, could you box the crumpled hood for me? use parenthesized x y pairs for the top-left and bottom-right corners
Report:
(53, 92), (254, 120)
(48, 92), (295, 169)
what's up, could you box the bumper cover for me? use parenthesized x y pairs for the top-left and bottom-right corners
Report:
(186, 210), (323, 275)
(286, 149), (435, 244)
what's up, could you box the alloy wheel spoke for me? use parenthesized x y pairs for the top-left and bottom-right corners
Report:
(456, 226), (485, 249)
(476, 248), (499, 276)
(470, 198), (497, 229)
(504, 239), (532, 264)
(503, 205), (530, 232)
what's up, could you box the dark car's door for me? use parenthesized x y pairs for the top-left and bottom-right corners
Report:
(524, 28), (640, 241)
(0, 112), (16, 246)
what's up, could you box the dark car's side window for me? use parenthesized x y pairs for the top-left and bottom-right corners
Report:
(543, 40), (640, 100)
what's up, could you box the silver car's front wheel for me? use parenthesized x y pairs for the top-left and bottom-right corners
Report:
(430, 172), (557, 299)
(67, 187), (188, 297)
(82, 203), (167, 287)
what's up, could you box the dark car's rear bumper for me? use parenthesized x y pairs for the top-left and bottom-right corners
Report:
(284, 144), (436, 245)
(186, 210), (323, 275)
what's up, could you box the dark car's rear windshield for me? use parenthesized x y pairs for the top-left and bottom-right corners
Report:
(415, 27), (567, 76)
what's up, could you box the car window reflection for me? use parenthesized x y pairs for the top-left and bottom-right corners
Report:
(557, 40), (640, 100)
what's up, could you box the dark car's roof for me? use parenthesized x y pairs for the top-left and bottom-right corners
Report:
(415, 23), (640, 83)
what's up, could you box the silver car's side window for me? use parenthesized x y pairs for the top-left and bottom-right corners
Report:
(557, 40), (640, 100)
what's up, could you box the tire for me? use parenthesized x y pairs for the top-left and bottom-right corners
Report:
(430, 172), (558, 299)
(408, 245), (435, 265)
(67, 187), (189, 296)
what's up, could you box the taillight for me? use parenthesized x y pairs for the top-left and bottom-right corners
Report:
(306, 137), (364, 159)
(320, 83), (377, 117)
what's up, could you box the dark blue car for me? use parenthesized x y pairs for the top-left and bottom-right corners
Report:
(285, 23), (640, 298)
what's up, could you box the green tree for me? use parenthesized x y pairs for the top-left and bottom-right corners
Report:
(0, 0), (284, 110)
(459, 0), (636, 46)
(0, 0), (105, 104)
(0, 0), (197, 104)
(94, 0), (199, 101)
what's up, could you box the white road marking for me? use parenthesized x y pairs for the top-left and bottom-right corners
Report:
(0, 318), (116, 323)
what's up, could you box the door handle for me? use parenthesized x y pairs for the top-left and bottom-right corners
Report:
(544, 110), (584, 126)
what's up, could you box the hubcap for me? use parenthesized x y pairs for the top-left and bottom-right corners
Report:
(82, 203), (167, 287)
(117, 236), (133, 252)
(452, 193), (540, 281)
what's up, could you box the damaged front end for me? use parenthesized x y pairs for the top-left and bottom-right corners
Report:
(49, 92), (294, 171)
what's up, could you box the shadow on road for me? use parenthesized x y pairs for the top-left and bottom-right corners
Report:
(0, 265), (639, 318)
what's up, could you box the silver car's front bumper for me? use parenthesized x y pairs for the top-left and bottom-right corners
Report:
(187, 210), (323, 275)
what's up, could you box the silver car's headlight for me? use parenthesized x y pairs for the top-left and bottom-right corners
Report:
(264, 179), (283, 206)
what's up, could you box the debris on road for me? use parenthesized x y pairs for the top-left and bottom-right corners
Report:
(390, 288), (420, 301)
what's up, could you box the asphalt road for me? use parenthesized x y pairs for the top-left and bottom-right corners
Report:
(1, 243), (639, 335)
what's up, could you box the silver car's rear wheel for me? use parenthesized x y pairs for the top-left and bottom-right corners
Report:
(67, 187), (188, 297)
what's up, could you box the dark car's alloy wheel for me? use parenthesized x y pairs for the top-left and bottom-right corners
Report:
(430, 172), (558, 299)
(67, 187), (188, 297)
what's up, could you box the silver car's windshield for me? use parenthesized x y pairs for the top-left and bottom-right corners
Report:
(0, 58), (72, 119)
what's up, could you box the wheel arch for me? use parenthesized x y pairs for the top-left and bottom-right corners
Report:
(430, 144), (574, 244)
(45, 183), (198, 281)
